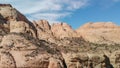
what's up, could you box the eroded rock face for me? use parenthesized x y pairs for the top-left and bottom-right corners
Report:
(0, 4), (120, 68)
(0, 52), (16, 68)
(10, 21), (37, 38)
(10, 21), (26, 33)
(33, 20), (78, 40)
(51, 23), (77, 39)
(33, 20), (78, 42)
(76, 22), (120, 44)
(0, 4), (29, 22)
(0, 33), (65, 68)
(33, 20), (55, 42)
(62, 52), (113, 68)
(0, 4), (37, 38)
(58, 37), (120, 68)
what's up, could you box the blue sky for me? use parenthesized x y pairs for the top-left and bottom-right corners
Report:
(0, 0), (120, 29)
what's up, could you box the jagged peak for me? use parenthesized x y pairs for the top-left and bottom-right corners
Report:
(52, 22), (73, 29)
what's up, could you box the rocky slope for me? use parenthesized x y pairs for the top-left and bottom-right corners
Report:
(0, 4), (120, 68)
(76, 22), (120, 44)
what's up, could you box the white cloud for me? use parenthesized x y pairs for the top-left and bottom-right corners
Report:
(29, 12), (71, 23)
(0, 0), (89, 23)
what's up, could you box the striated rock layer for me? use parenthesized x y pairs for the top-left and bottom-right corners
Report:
(0, 4), (120, 68)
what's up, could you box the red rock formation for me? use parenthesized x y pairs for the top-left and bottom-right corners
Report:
(33, 20), (77, 42)
(0, 4), (120, 68)
(0, 4), (37, 38)
(51, 23), (77, 39)
(76, 22), (120, 44)
(33, 20), (55, 42)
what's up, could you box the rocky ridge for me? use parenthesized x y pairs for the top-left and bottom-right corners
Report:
(0, 4), (120, 68)
(76, 22), (120, 44)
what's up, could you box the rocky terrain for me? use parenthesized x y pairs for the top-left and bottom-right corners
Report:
(0, 4), (120, 68)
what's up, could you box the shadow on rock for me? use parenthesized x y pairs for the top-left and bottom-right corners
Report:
(103, 55), (114, 68)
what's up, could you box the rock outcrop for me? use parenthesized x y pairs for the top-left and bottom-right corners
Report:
(33, 20), (55, 42)
(33, 20), (77, 42)
(0, 33), (65, 68)
(0, 4), (37, 38)
(51, 23), (77, 39)
(0, 4), (120, 68)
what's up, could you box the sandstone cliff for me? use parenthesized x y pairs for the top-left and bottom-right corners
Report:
(0, 4), (37, 38)
(76, 22), (120, 44)
(0, 4), (120, 68)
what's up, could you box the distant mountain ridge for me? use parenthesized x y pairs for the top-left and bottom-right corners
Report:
(34, 20), (120, 44)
